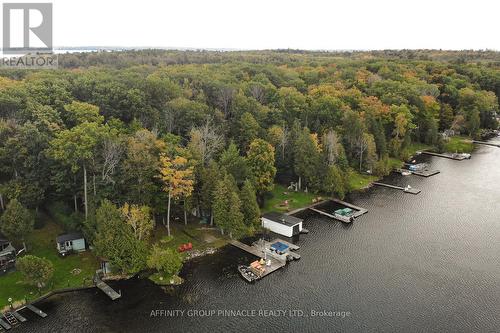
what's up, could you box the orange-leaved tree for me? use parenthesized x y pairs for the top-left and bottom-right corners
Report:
(158, 154), (194, 236)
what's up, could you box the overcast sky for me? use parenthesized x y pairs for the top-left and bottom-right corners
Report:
(37, 0), (500, 50)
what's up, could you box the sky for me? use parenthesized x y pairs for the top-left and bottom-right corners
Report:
(9, 0), (500, 50)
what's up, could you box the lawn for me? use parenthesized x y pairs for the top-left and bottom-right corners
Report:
(262, 184), (318, 213)
(0, 221), (98, 310)
(388, 157), (404, 169)
(346, 170), (378, 191)
(406, 142), (434, 156)
(443, 136), (474, 153)
(151, 221), (228, 252)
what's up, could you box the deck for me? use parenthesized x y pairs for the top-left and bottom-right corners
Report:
(25, 304), (47, 318)
(95, 281), (121, 301)
(472, 140), (500, 148)
(229, 238), (301, 279)
(421, 151), (468, 160)
(373, 182), (421, 194)
(94, 271), (121, 301)
(288, 198), (368, 221)
(411, 169), (440, 177)
(0, 318), (11, 330)
(309, 207), (352, 222)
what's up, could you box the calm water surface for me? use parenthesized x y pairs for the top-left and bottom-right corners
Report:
(15, 140), (500, 333)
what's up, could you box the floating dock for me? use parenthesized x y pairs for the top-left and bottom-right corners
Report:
(410, 169), (440, 177)
(393, 168), (412, 175)
(472, 140), (500, 148)
(25, 304), (47, 318)
(0, 304), (47, 331)
(0, 318), (11, 330)
(229, 238), (301, 280)
(12, 311), (26, 323)
(403, 164), (440, 177)
(373, 182), (421, 194)
(421, 151), (469, 160)
(309, 207), (352, 222)
(94, 270), (121, 301)
(306, 199), (368, 223)
(288, 199), (368, 224)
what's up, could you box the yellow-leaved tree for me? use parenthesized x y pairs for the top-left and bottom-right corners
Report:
(158, 154), (194, 236)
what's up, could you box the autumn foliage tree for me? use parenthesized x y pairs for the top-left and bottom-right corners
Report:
(158, 154), (194, 236)
(121, 203), (155, 241)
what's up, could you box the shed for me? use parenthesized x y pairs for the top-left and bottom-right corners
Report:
(0, 238), (16, 273)
(56, 233), (86, 256)
(261, 212), (303, 237)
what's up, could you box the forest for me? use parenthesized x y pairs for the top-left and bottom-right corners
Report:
(0, 49), (499, 279)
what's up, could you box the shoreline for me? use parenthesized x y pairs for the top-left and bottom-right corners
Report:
(3, 137), (491, 313)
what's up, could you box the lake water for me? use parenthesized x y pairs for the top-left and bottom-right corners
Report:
(15, 140), (500, 333)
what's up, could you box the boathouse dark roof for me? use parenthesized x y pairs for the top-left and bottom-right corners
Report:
(262, 212), (303, 227)
(56, 233), (84, 244)
(0, 238), (9, 246)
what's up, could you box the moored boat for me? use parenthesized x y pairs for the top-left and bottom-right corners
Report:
(237, 265), (258, 283)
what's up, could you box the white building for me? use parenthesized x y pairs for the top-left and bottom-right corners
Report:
(261, 212), (303, 237)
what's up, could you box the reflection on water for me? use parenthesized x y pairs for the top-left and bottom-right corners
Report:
(16, 140), (500, 332)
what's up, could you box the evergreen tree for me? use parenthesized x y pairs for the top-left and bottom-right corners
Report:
(219, 142), (249, 185)
(323, 165), (346, 199)
(293, 127), (321, 191)
(93, 200), (148, 274)
(240, 180), (260, 228)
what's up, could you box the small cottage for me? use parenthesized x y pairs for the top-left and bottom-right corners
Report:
(261, 212), (303, 237)
(0, 238), (16, 273)
(56, 233), (86, 256)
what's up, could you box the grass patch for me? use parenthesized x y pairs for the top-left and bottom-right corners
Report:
(148, 272), (183, 286)
(0, 220), (98, 309)
(406, 142), (434, 156)
(262, 184), (318, 213)
(346, 169), (378, 191)
(151, 221), (229, 258)
(388, 157), (404, 169)
(443, 136), (474, 153)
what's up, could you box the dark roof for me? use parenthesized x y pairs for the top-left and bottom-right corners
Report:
(56, 233), (84, 243)
(262, 212), (303, 227)
(0, 238), (10, 245)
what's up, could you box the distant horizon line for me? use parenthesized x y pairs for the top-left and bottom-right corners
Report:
(52, 46), (500, 52)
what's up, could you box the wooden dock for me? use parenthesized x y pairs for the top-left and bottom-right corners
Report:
(307, 198), (368, 223)
(229, 238), (302, 279)
(309, 207), (353, 223)
(94, 271), (121, 301)
(229, 239), (265, 258)
(373, 182), (421, 194)
(411, 169), (440, 177)
(472, 140), (500, 148)
(421, 151), (468, 160)
(12, 311), (26, 323)
(95, 281), (121, 301)
(0, 318), (11, 330)
(25, 304), (47, 318)
(331, 199), (368, 217)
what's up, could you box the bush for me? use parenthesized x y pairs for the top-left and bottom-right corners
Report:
(147, 245), (183, 278)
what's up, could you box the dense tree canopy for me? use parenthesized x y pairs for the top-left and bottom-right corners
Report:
(0, 49), (498, 247)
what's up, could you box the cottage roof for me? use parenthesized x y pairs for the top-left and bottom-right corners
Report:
(56, 233), (84, 243)
(262, 212), (303, 227)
